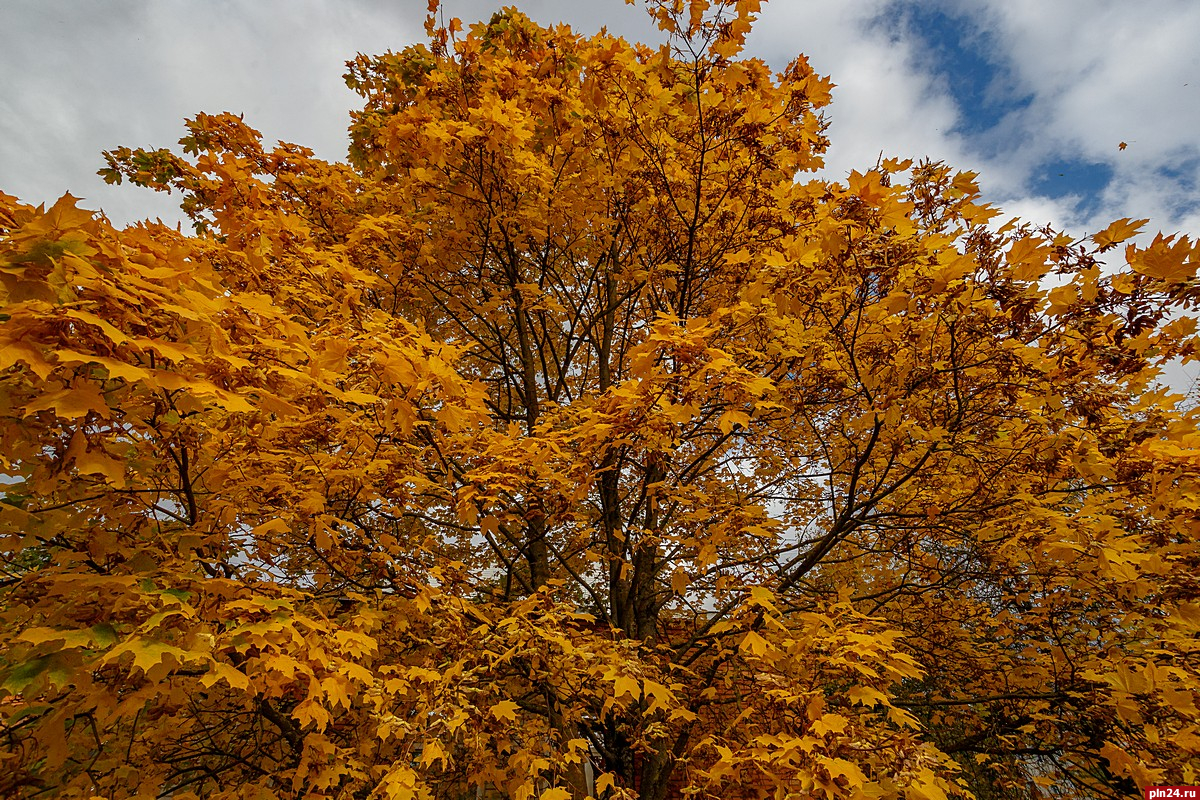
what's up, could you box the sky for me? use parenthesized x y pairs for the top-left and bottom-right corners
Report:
(1, 0), (1198, 240)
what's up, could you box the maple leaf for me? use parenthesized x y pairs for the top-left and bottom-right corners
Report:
(103, 638), (192, 677)
(1128, 233), (1197, 283)
(611, 674), (641, 700)
(418, 739), (446, 768)
(1092, 217), (1148, 250)
(489, 700), (520, 722)
(847, 685), (888, 707)
(200, 661), (251, 692)
(739, 629), (771, 658)
(22, 384), (109, 420)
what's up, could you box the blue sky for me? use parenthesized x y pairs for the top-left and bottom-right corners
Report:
(1, 0), (1198, 241)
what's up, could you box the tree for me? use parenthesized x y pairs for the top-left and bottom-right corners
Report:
(2, 1), (1198, 798)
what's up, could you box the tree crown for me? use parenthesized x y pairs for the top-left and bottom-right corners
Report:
(2, 2), (1199, 799)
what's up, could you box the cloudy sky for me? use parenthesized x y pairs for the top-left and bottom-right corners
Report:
(2, 0), (1198, 242)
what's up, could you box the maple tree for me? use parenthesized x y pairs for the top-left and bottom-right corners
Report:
(2, 1), (1199, 798)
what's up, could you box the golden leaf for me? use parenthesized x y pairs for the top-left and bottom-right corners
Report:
(23, 384), (109, 419)
(489, 700), (520, 722)
(739, 629), (771, 657)
(1092, 217), (1148, 250)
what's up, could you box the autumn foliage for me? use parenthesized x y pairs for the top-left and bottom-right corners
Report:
(2, 2), (1199, 798)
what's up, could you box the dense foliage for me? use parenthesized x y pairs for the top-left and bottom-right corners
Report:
(2, 2), (1199, 798)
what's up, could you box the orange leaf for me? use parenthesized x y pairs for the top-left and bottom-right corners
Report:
(1092, 217), (1148, 250)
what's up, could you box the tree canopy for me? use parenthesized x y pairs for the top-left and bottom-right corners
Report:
(2, 2), (1199, 799)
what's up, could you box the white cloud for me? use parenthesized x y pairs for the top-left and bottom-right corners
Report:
(747, 2), (972, 182)
(0, 0), (424, 227)
(932, 0), (1200, 235)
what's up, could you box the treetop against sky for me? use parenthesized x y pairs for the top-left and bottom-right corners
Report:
(1, 0), (1197, 234)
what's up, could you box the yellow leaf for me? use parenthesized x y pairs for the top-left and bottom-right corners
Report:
(294, 698), (331, 732)
(726, 249), (752, 265)
(18, 626), (112, 650)
(847, 170), (888, 205)
(848, 685), (888, 707)
(887, 706), (919, 728)
(419, 739), (446, 768)
(1092, 217), (1148, 249)
(332, 630), (378, 659)
(643, 680), (675, 714)
(747, 586), (779, 614)
(1164, 684), (1199, 716)
(594, 773), (616, 794)
(251, 518), (291, 538)
(811, 713), (849, 737)
(718, 409), (750, 434)
(445, 709), (469, 733)
(822, 756), (867, 786)
(104, 637), (190, 676)
(671, 569), (689, 595)
(321, 675), (353, 709)
(739, 629), (771, 657)
(881, 293), (909, 314)
(80, 353), (153, 383)
(1007, 236), (1052, 281)
(1110, 272), (1137, 294)
(1129, 234), (1197, 283)
(210, 388), (255, 413)
(73, 446), (125, 486)
(908, 769), (948, 800)
(200, 661), (251, 691)
(0, 342), (56, 380)
(612, 675), (641, 699)
(379, 765), (422, 800)
(1177, 602), (1200, 628)
(490, 700), (520, 722)
(23, 383), (109, 419)
(1046, 283), (1079, 315)
(62, 308), (130, 346)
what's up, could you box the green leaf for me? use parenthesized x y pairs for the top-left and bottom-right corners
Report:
(2, 655), (53, 693)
